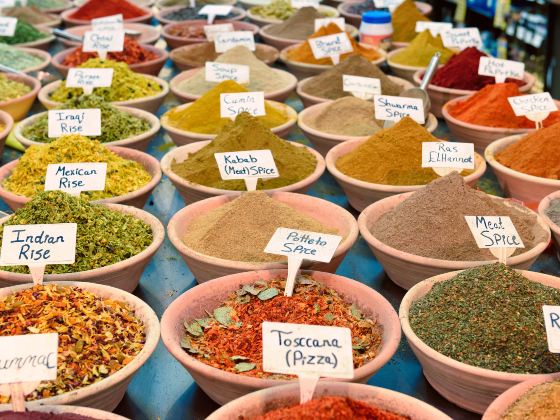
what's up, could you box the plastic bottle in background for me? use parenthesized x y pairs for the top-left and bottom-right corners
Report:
(359, 10), (392, 49)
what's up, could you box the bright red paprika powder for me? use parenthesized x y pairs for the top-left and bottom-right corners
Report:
(68, 0), (147, 20)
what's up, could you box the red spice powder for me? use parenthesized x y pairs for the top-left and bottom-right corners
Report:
(62, 38), (157, 66)
(69, 0), (147, 20)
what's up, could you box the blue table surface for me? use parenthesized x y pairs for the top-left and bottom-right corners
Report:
(6, 20), (559, 420)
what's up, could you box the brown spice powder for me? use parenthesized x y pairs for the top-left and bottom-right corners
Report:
(504, 380), (560, 419)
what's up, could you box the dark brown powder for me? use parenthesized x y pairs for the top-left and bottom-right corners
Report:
(264, 7), (322, 40)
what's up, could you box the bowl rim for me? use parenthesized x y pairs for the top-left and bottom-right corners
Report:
(0, 72), (41, 106)
(0, 110), (14, 140)
(280, 42), (387, 69)
(537, 190), (560, 239)
(61, 4), (153, 25)
(155, 5), (247, 26)
(247, 4), (339, 25)
(162, 19), (260, 42)
(8, 46), (51, 73)
(259, 22), (359, 43)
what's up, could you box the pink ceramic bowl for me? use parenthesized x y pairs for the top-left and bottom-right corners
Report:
(0, 145), (162, 211)
(296, 74), (414, 108)
(160, 269), (401, 404)
(61, 5), (153, 27)
(538, 190), (560, 258)
(208, 382), (450, 419)
(160, 140), (325, 203)
(412, 70), (535, 118)
(259, 23), (359, 50)
(59, 23), (161, 47)
(167, 192), (359, 283)
(11, 47), (51, 74)
(0, 281), (159, 411)
(338, 0), (432, 27)
(161, 101), (298, 146)
(0, 204), (164, 292)
(0, 405), (129, 419)
(155, 6), (246, 26)
(169, 67), (297, 103)
(0, 110), (14, 159)
(0, 73), (41, 121)
(482, 373), (560, 419)
(485, 134), (560, 205)
(358, 192), (551, 290)
(400, 269), (560, 414)
(327, 141), (485, 211)
(52, 45), (169, 77)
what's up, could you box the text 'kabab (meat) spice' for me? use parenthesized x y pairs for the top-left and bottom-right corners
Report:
(181, 275), (382, 377)
(503, 380), (560, 419)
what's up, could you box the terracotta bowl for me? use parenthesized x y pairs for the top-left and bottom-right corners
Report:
(259, 23), (359, 50)
(169, 67), (297, 103)
(208, 382), (451, 419)
(298, 101), (438, 156)
(161, 101), (298, 146)
(167, 193), (359, 283)
(160, 140), (325, 203)
(386, 48), (428, 82)
(12, 31), (55, 51)
(297, 74), (414, 108)
(162, 20), (260, 50)
(52, 45), (169, 77)
(400, 269), (560, 414)
(0, 145), (162, 211)
(170, 42), (280, 71)
(0, 404), (129, 419)
(0, 73), (41, 122)
(358, 192), (551, 290)
(38, 76), (169, 114)
(59, 23), (161, 47)
(9, 47), (51, 74)
(160, 269), (400, 403)
(0, 110), (14, 159)
(15, 106), (161, 151)
(338, 0), (433, 27)
(280, 43), (387, 80)
(413, 70), (536, 118)
(61, 5), (153, 27)
(0, 281), (159, 410)
(485, 134), (560, 205)
(155, 6), (246, 26)
(538, 190), (560, 258)
(483, 373), (560, 419)
(247, 5), (339, 27)
(0, 204), (164, 292)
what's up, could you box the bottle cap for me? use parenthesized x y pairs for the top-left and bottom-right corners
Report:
(362, 10), (391, 24)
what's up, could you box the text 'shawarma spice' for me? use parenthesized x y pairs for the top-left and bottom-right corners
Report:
(171, 113), (316, 190)
(0, 191), (153, 274)
(181, 275), (382, 377)
(409, 264), (560, 374)
(0, 284), (145, 403)
(3, 135), (151, 200)
(503, 380), (560, 420)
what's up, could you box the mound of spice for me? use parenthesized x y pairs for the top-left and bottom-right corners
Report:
(62, 38), (157, 67)
(180, 275), (382, 376)
(431, 47), (524, 90)
(0, 43), (44, 71)
(0, 20), (47, 45)
(409, 263), (560, 373)
(0, 191), (153, 274)
(301, 55), (403, 99)
(0, 284), (145, 402)
(495, 122), (560, 179)
(22, 0), (68, 10)
(249, 396), (407, 420)
(545, 199), (560, 227)
(391, 30), (454, 67)
(0, 412), (97, 420)
(176, 46), (293, 95)
(370, 173), (547, 260)
(447, 83), (560, 129)
(263, 7), (322, 40)
(306, 96), (382, 136)
(286, 23), (381, 66)
(50, 59), (162, 103)
(3, 6), (58, 25)
(0, 74), (31, 102)
(162, 5), (239, 21)
(22, 94), (150, 144)
(392, 0), (430, 43)
(3, 134), (151, 200)
(163, 80), (289, 134)
(184, 191), (336, 262)
(503, 380), (560, 419)
(68, 0), (147, 20)
(251, 0), (295, 21)
(171, 42), (277, 69)
(172, 113), (316, 190)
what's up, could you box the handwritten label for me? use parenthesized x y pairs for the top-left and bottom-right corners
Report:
(441, 28), (482, 49)
(343, 75), (381, 100)
(205, 62), (249, 84)
(508, 92), (557, 116)
(83, 30), (125, 60)
(44, 163), (107, 195)
(464, 216), (524, 250)
(214, 31), (255, 52)
(48, 109), (101, 138)
(373, 0), (404, 10)
(314, 17), (345, 31)
(214, 149), (278, 188)
(308, 33), (353, 65)
(415, 21), (453, 36)
(91, 14), (123, 32)
(0, 334), (58, 383)
(478, 56), (525, 83)
(422, 142), (474, 173)
(0, 223), (77, 266)
(198, 5), (233, 24)
(0, 17), (17, 37)
(292, 0), (320, 8)
(543, 306), (560, 353)
(374, 95), (425, 124)
(66, 68), (113, 95)
(220, 91), (265, 119)
(203, 23), (234, 41)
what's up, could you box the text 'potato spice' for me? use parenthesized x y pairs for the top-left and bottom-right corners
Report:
(503, 380), (560, 419)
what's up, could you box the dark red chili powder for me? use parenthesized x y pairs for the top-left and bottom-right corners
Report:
(62, 38), (157, 66)
(247, 396), (409, 420)
(68, 0), (147, 20)
(430, 47), (525, 90)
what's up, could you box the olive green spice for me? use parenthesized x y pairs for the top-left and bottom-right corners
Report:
(0, 20), (47, 45)
(0, 74), (31, 102)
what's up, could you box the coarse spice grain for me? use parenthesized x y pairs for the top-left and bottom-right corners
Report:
(250, 0), (295, 20)
(0, 74), (31, 102)
(503, 380), (560, 419)
(0, 43), (44, 71)
(0, 191), (153, 274)
(409, 264), (560, 374)
(0, 20), (47, 45)
(183, 191), (336, 262)
(62, 38), (158, 67)
(181, 275), (382, 377)
(0, 284), (145, 402)
(391, 30), (454, 67)
(545, 199), (560, 227)
(264, 7), (322, 40)
(392, 0), (430, 43)
(370, 173), (547, 261)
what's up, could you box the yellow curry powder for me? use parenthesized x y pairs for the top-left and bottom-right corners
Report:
(392, 0), (430, 43)
(391, 30), (454, 67)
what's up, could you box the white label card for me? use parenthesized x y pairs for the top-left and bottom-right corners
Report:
(214, 31), (255, 52)
(543, 306), (560, 353)
(205, 62), (249, 84)
(464, 216), (525, 249)
(415, 21), (453, 36)
(66, 68), (114, 95)
(48, 109), (101, 138)
(203, 23), (234, 41)
(374, 95), (425, 124)
(508, 92), (557, 117)
(220, 91), (265, 119)
(265, 228), (342, 263)
(83, 30), (125, 60)
(422, 142), (475, 171)
(0, 17), (17, 37)
(91, 14), (123, 32)
(0, 1), (15, 8)
(441, 28), (482, 49)
(0, 333), (58, 383)
(0, 223), (77, 266)
(198, 5), (233, 24)
(44, 163), (107, 195)
(314, 18), (345, 32)
(373, 0), (404, 10)
(343, 75), (381, 100)
(292, 0), (320, 8)
(308, 33), (353, 65)
(214, 149), (278, 184)
(478, 56), (525, 83)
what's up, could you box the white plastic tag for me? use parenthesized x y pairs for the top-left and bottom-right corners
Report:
(220, 91), (265, 120)
(0, 17), (17, 37)
(464, 216), (525, 263)
(308, 33), (353, 65)
(508, 92), (557, 128)
(292, 0), (320, 8)
(91, 14), (123, 32)
(374, 95), (425, 124)
(203, 23), (234, 41)
(47, 109), (101, 138)
(415, 21), (453, 36)
(314, 18), (345, 31)
(205, 62), (249, 84)
(543, 306), (560, 353)
(198, 5), (233, 24)
(66, 68), (113, 95)
(478, 56), (525, 83)
(343, 75), (381, 100)
(83, 30), (125, 60)
(44, 163), (107, 196)
(214, 31), (255, 52)
(441, 28), (482, 49)
(214, 149), (278, 191)
(422, 142), (474, 176)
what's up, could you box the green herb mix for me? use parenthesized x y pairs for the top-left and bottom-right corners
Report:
(0, 20), (47, 45)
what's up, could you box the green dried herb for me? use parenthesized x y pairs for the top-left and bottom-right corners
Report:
(257, 287), (279, 300)
(213, 306), (235, 327)
(0, 20), (47, 45)
(235, 362), (256, 372)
